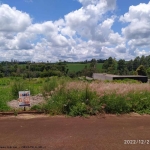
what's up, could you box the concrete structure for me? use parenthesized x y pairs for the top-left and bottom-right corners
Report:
(92, 73), (148, 83)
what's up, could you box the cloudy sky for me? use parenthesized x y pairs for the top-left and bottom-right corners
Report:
(0, 0), (150, 62)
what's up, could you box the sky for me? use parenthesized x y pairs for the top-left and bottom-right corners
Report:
(0, 0), (150, 62)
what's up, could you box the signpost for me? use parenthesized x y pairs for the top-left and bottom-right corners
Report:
(18, 91), (30, 110)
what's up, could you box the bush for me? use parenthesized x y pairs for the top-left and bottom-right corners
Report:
(99, 91), (150, 114)
(69, 102), (87, 116)
(42, 77), (58, 97)
(100, 93), (131, 114)
(11, 81), (26, 99)
(11, 80), (36, 99)
(0, 73), (4, 78)
(113, 79), (140, 83)
(0, 78), (10, 86)
(0, 100), (10, 111)
(31, 105), (43, 112)
(42, 84), (101, 116)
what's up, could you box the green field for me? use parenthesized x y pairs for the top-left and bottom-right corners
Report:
(67, 63), (103, 72)
(0, 77), (43, 111)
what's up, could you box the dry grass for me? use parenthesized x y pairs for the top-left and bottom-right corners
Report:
(65, 81), (150, 96)
(65, 81), (87, 90)
(90, 81), (150, 96)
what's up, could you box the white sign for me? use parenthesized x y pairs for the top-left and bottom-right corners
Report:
(18, 91), (30, 107)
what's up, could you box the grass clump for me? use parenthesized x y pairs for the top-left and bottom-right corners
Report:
(112, 79), (140, 84)
(31, 105), (43, 112)
(11, 79), (37, 99)
(0, 78), (10, 86)
(0, 86), (11, 111)
(11, 81), (26, 99)
(42, 84), (101, 116)
(99, 91), (150, 114)
(42, 77), (58, 97)
(100, 93), (131, 114)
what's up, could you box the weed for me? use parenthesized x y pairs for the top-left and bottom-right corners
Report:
(42, 77), (58, 97)
(14, 110), (18, 116)
(42, 83), (100, 116)
(11, 81), (26, 99)
(31, 105), (43, 112)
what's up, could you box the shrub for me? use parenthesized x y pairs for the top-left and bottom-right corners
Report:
(99, 91), (150, 114)
(31, 105), (43, 112)
(11, 80), (36, 99)
(11, 81), (26, 99)
(100, 93), (131, 114)
(42, 77), (58, 97)
(69, 102), (87, 116)
(0, 73), (4, 78)
(0, 100), (10, 111)
(0, 78), (10, 86)
(42, 84), (101, 116)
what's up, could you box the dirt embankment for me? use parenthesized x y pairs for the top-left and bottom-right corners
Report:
(7, 94), (45, 110)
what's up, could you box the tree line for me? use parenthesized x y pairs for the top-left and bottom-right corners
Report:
(0, 55), (150, 78)
(102, 55), (150, 77)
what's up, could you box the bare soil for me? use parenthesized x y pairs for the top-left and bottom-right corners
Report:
(0, 114), (150, 150)
(7, 94), (45, 110)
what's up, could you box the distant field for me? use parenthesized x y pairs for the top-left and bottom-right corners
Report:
(67, 63), (103, 72)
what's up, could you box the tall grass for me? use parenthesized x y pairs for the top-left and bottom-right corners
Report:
(1, 77), (150, 115)
(99, 91), (150, 114)
(0, 87), (11, 111)
(10, 79), (42, 99)
(41, 80), (150, 115)
(89, 81), (150, 96)
(42, 83), (101, 116)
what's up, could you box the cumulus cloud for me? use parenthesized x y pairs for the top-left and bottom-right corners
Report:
(78, 0), (116, 10)
(120, 1), (150, 49)
(3, 0), (148, 62)
(0, 4), (31, 32)
(0, 1), (121, 62)
(65, 0), (116, 40)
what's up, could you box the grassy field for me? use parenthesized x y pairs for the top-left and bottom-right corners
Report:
(67, 63), (103, 72)
(1, 77), (150, 116)
(0, 77), (43, 111)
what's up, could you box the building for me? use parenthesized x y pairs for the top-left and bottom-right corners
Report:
(92, 73), (148, 83)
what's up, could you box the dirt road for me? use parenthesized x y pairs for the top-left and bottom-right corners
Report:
(0, 114), (150, 150)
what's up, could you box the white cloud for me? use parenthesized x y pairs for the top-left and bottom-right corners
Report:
(65, 0), (116, 40)
(0, 4), (31, 32)
(78, 0), (116, 11)
(120, 1), (150, 50)
(1, 0), (142, 62)
(0, 1), (120, 62)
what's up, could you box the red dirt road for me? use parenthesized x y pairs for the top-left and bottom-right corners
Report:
(0, 114), (150, 150)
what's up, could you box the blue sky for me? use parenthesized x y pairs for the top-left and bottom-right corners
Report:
(2, 0), (82, 22)
(0, 0), (150, 62)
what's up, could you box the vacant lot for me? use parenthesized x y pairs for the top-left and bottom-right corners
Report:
(1, 77), (150, 116)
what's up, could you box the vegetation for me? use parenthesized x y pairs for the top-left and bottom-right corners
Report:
(0, 77), (150, 116)
(102, 55), (150, 76)
(1, 55), (150, 116)
(1, 55), (150, 79)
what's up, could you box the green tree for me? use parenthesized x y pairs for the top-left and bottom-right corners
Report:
(90, 59), (97, 68)
(126, 60), (133, 72)
(146, 67), (150, 78)
(0, 72), (4, 78)
(117, 59), (126, 75)
(102, 57), (117, 74)
(133, 56), (140, 71)
(136, 65), (147, 76)
(140, 55), (147, 66)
